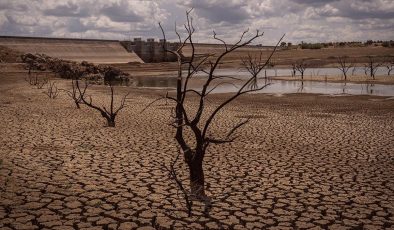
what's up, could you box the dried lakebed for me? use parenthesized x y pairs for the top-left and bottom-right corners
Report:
(0, 75), (393, 229)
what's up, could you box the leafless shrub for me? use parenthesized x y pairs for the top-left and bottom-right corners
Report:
(25, 72), (48, 89)
(242, 51), (281, 89)
(336, 56), (353, 81)
(384, 56), (394, 76)
(294, 59), (308, 80)
(364, 56), (382, 79)
(76, 81), (129, 127)
(60, 79), (84, 108)
(44, 81), (59, 99)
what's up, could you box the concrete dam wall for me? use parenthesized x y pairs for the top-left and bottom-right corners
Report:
(0, 36), (143, 64)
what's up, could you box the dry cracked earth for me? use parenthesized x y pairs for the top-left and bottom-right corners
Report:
(0, 72), (394, 230)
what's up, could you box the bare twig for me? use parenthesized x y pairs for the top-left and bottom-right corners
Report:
(76, 80), (129, 127)
(44, 81), (59, 99)
(60, 79), (85, 108)
(336, 56), (353, 81)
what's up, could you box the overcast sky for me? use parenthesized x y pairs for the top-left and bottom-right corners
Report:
(0, 0), (393, 44)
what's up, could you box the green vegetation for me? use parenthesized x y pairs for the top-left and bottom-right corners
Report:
(301, 42), (323, 49)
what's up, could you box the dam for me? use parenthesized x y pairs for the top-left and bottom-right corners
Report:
(0, 36), (143, 64)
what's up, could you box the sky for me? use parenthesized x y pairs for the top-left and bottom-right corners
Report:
(0, 0), (393, 45)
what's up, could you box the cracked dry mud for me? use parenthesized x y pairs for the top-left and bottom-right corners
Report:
(1, 73), (394, 230)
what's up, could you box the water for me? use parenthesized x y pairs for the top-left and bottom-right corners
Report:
(128, 68), (394, 96)
(132, 76), (177, 88)
(208, 79), (394, 96)
(107, 76), (177, 88)
(195, 67), (389, 78)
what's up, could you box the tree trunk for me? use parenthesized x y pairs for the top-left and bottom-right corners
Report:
(370, 66), (374, 79)
(188, 158), (205, 198)
(106, 117), (115, 127)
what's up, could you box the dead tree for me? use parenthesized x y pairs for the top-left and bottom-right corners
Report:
(61, 79), (84, 108)
(25, 72), (48, 88)
(25, 73), (38, 85)
(44, 81), (59, 99)
(291, 63), (296, 77)
(386, 64), (394, 76)
(76, 81), (129, 127)
(154, 10), (283, 201)
(242, 53), (263, 89)
(294, 59), (308, 80)
(242, 46), (283, 89)
(384, 57), (394, 76)
(364, 56), (382, 79)
(336, 56), (353, 81)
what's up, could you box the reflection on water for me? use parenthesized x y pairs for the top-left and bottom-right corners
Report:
(194, 67), (389, 78)
(123, 68), (393, 96)
(209, 79), (394, 96)
(133, 76), (177, 88)
(107, 76), (177, 88)
(104, 79), (130, 86)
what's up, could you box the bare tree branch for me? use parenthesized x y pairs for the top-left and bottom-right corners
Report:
(76, 80), (128, 127)
(336, 56), (354, 81)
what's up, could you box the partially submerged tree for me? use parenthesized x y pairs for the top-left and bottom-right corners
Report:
(291, 63), (297, 77)
(155, 10), (283, 201)
(76, 81), (129, 127)
(384, 57), (394, 76)
(242, 48), (282, 89)
(336, 56), (353, 81)
(294, 59), (308, 80)
(364, 56), (382, 79)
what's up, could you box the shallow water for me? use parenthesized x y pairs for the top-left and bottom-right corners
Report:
(132, 76), (177, 88)
(108, 76), (177, 88)
(195, 67), (389, 78)
(122, 68), (394, 96)
(209, 79), (394, 96)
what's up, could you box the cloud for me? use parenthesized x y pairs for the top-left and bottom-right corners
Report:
(337, 1), (394, 20)
(290, 0), (340, 6)
(43, 2), (90, 17)
(177, 0), (251, 24)
(100, 1), (143, 22)
(0, 0), (392, 43)
(0, 0), (29, 11)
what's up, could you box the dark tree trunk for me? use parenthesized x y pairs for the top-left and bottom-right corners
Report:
(75, 101), (80, 109)
(102, 114), (115, 127)
(107, 118), (115, 127)
(187, 157), (205, 198)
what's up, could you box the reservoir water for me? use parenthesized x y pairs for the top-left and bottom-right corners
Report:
(131, 68), (394, 96)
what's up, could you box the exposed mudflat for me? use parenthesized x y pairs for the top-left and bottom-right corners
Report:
(1, 70), (394, 230)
